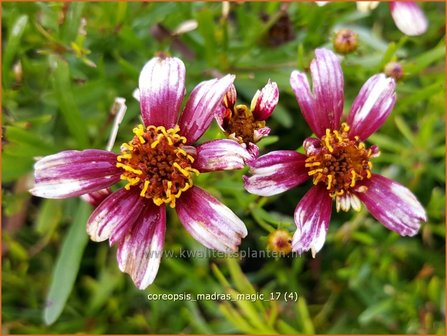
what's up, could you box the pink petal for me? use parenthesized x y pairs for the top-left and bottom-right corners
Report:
(117, 203), (166, 290)
(30, 150), (121, 199)
(139, 56), (186, 128)
(310, 48), (344, 134)
(389, 2), (428, 36)
(224, 83), (237, 109)
(290, 71), (320, 136)
(355, 174), (426, 236)
(243, 150), (309, 196)
(87, 188), (146, 243)
(292, 185), (332, 256)
(80, 188), (112, 207)
(193, 139), (252, 172)
(347, 74), (396, 140)
(250, 80), (279, 121)
(253, 127), (271, 142)
(214, 103), (229, 133)
(246, 142), (260, 158)
(179, 74), (235, 144)
(176, 186), (247, 252)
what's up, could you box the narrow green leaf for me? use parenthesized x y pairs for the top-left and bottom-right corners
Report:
(211, 263), (232, 288)
(87, 269), (121, 314)
(219, 302), (258, 334)
(226, 258), (256, 295)
(43, 200), (91, 325)
(35, 199), (63, 236)
(406, 42), (445, 75)
(50, 56), (89, 147)
(60, 2), (85, 43)
(1, 152), (34, 182)
(296, 296), (315, 334)
(185, 300), (213, 334)
(229, 288), (275, 333)
(276, 319), (300, 334)
(395, 81), (444, 113)
(394, 115), (415, 144)
(3, 15), (28, 86)
(5, 126), (57, 155)
(358, 299), (393, 325)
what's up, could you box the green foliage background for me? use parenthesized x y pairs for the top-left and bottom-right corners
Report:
(2, 1), (445, 334)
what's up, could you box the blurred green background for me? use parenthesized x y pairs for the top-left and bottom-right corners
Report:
(2, 1), (445, 334)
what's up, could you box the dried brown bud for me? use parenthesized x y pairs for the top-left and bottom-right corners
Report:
(267, 230), (292, 254)
(384, 61), (404, 81)
(333, 29), (358, 55)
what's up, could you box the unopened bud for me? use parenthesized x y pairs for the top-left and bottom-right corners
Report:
(333, 29), (358, 55)
(267, 230), (292, 254)
(384, 61), (404, 81)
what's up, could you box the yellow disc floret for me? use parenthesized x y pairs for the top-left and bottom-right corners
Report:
(222, 104), (266, 144)
(305, 123), (373, 203)
(116, 124), (199, 208)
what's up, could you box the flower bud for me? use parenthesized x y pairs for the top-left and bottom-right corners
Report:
(384, 61), (404, 81)
(267, 229), (292, 254)
(333, 29), (358, 55)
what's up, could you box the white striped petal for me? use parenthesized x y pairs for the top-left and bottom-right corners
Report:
(117, 203), (166, 290)
(292, 185), (332, 256)
(355, 174), (426, 236)
(194, 139), (252, 172)
(244, 150), (309, 196)
(86, 188), (145, 243)
(30, 149), (121, 199)
(389, 2), (428, 36)
(176, 186), (247, 252)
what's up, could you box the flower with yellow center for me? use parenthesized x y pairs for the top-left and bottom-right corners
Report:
(31, 55), (251, 289)
(244, 48), (426, 258)
(216, 80), (279, 156)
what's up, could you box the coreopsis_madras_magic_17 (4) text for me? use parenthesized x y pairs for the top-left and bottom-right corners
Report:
(30, 55), (251, 290)
(244, 48), (426, 257)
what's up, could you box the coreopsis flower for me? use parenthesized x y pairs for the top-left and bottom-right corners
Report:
(31, 56), (250, 289)
(244, 48), (426, 257)
(215, 80), (279, 156)
(358, 1), (428, 36)
(317, 1), (428, 36)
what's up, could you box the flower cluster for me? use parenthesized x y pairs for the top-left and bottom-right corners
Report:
(244, 48), (426, 257)
(31, 47), (426, 289)
(31, 56), (252, 289)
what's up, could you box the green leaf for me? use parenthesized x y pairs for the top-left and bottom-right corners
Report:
(60, 2), (85, 43)
(5, 126), (57, 156)
(226, 258), (256, 295)
(358, 299), (393, 325)
(43, 200), (91, 325)
(2, 152), (34, 183)
(50, 56), (89, 147)
(394, 115), (414, 144)
(296, 297), (315, 334)
(406, 42), (445, 75)
(35, 199), (63, 236)
(2, 15), (28, 87)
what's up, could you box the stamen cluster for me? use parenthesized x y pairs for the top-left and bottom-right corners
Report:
(116, 124), (199, 208)
(223, 104), (266, 144)
(305, 123), (373, 198)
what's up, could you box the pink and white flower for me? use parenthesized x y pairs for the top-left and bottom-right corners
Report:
(318, 1), (428, 36)
(356, 2), (428, 36)
(31, 56), (249, 289)
(215, 80), (279, 156)
(244, 48), (426, 257)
